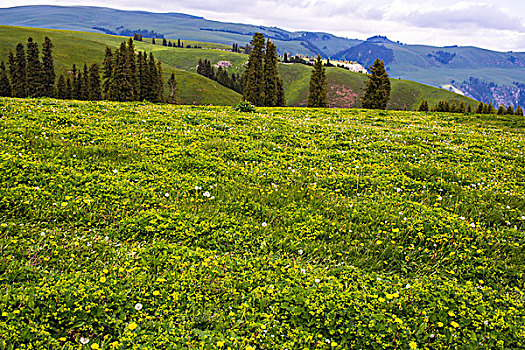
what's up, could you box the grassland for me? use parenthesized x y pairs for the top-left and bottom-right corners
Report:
(0, 97), (524, 349)
(0, 25), (480, 109)
(0, 26), (242, 106)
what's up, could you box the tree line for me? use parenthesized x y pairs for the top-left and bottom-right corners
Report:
(0, 37), (175, 104)
(418, 99), (523, 115)
(0, 37), (55, 98)
(197, 59), (243, 93)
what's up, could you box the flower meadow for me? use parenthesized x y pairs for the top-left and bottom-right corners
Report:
(0, 98), (524, 349)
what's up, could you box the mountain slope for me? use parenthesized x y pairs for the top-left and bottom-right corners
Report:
(1, 5), (522, 107)
(0, 25), (476, 109)
(0, 25), (242, 105)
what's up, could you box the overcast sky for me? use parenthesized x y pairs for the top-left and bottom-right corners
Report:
(2, 0), (525, 51)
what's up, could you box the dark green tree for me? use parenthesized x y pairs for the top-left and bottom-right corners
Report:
(0, 61), (11, 97)
(56, 74), (67, 99)
(41, 37), (55, 97)
(475, 102), (484, 114)
(361, 59), (391, 110)
(458, 101), (466, 113)
(89, 63), (102, 100)
(11, 44), (28, 97)
(515, 105), (524, 116)
(307, 55), (328, 108)
(162, 38), (167, 46)
(138, 52), (149, 100)
(127, 39), (139, 99)
(152, 38), (156, 45)
(418, 100), (429, 112)
(155, 60), (164, 102)
(276, 78), (286, 107)
(506, 105), (515, 115)
(467, 104), (472, 113)
(65, 77), (72, 99)
(102, 47), (113, 98)
(71, 64), (79, 99)
(243, 33), (266, 106)
(263, 39), (283, 106)
(26, 37), (45, 97)
(82, 64), (89, 100)
(167, 72), (178, 104)
(497, 104), (506, 115)
(110, 42), (135, 101)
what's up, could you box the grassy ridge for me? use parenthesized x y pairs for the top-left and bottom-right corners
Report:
(0, 98), (524, 348)
(0, 25), (242, 105)
(0, 25), (479, 109)
(279, 63), (478, 109)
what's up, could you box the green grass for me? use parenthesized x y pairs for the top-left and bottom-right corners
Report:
(0, 25), (242, 105)
(0, 97), (524, 349)
(0, 25), (478, 109)
(279, 63), (478, 109)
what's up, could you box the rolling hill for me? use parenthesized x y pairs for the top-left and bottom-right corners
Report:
(0, 5), (524, 107)
(0, 25), (477, 109)
(0, 26), (242, 106)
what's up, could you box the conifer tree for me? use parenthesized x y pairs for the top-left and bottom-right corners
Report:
(307, 55), (328, 108)
(152, 38), (156, 45)
(476, 102), (484, 114)
(458, 101), (466, 113)
(56, 74), (66, 99)
(515, 105), (524, 116)
(65, 77), (72, 99)
(263, 39), (282, 106)
(75, 70), (83, 100)
(167, 72), (178, 104)
(71, 64), (79, 99)
(102, 47), (113, 98)
(10, 44), (28, 98)
(127, 39), (139, 99)
(155, 60), (164, 102)
(110, 42), (135, 101)
(418, 100), (429, 112)
(82, 64), (89, 100)
(0, 61), (11, 97)
(138, 52), (149, 100)
(450, 102), (457, 113)
(283, 53), (288, 63)
(276, 78), (286, 107)
(243, 32), (266, 106)
(178, 39), (181, 48)
(362, 58), (391, 110)
(497, 104), (506, 115)
(41, 37), (55, 97)
(26, 37), (45, 97)
(506, 105), (515, 115)
(89, 64), (101, 100)
(162, 38), (167, 46)
(467, 104), (472, 113)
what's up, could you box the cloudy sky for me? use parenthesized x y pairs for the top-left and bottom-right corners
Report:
(2, 0), (525, 51)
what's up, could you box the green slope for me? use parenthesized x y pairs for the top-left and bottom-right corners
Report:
(0, 25), (477, 109)
(0, 25), (242, 105)
(279, 63), (478, 109)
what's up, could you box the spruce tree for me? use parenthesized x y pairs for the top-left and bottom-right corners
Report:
(71, 64), (78, 99)
(243, 32), (266, 106)
(506, 105), (515, 115)
(155, 60), (164, 102)
(41, 37), (55, 97)
(56, 74), (66, 99)
(263, 39), (281, 106)
(65, 77), (72, 99)
(102, 47), (113, 98)
(76, 70), (83, 100)
(276, 78), (286, 107)
(127, 38), (139, 99)
(497, 104), (506, 115)
(167, 72), (178, 104)
(458, 101), (466, 113)
(139, 52), (149, 100)
(418, 100), (429, 112)
(11, 44), (28, 97)
(89, 64), (102, 100)
(476, 102), (484, 114)
(110, 42), (135, 101)
(467, 104), (472, 113)
(515, 105), (524, 116)
(162, 38), (167, 46)
(82, 64), (89, 100)
(26, 37), (45, 97)
(0, 61), (11, 97)
(361, 58), (391, 110)
(152, 38), (156, 45)
(307, 55), (328, 108)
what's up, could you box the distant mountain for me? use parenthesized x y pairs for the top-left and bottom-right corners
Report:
(1, 5), (524, 106)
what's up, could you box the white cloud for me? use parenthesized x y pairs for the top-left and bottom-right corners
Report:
(1, 0), (524, 51)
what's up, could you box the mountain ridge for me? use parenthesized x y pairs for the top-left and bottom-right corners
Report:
(0, 5), (523, 106)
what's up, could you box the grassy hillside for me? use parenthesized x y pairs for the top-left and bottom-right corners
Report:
(0, 25), (242, 105)
(1, 97), (524, 348)
(279, 63), (478, 109)
(0, 25), (477, 109)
